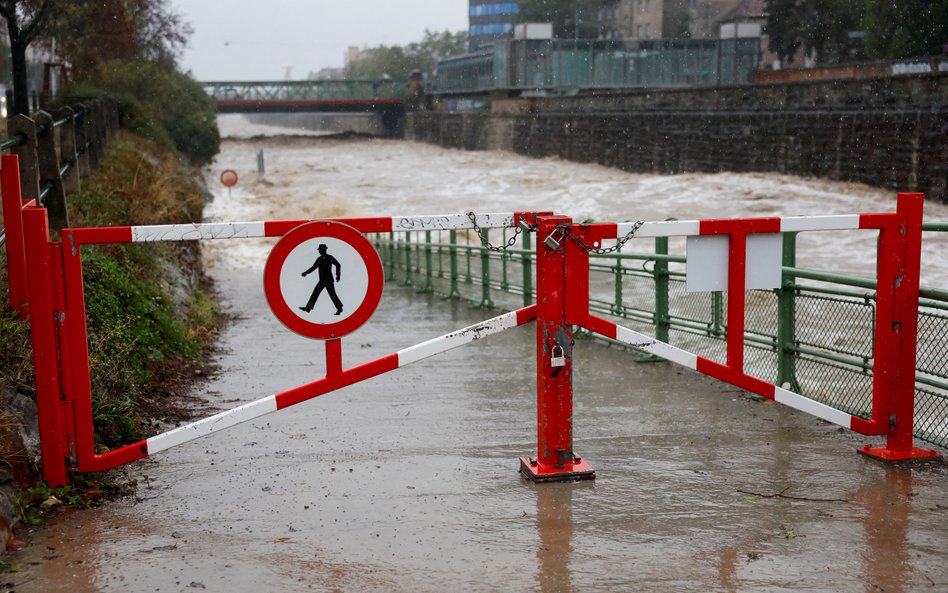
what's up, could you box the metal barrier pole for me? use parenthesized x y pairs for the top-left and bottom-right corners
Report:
(2, 154), (30, 316)
(861, 193), (940, 462)
(654, 235), (670, 344)
(520, 215), (594, 482)
(401, 232), (411, 286)
(23, 206), (69, 486)
(521, 232), (532, 307)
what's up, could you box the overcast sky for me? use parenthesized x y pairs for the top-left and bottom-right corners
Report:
(169, 0), (469, 81)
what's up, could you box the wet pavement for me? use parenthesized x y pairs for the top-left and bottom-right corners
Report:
(7, 132), (948, 592)
(10, 270), (948, 592)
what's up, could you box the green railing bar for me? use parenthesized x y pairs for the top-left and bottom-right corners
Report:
(922, 222), (948, 232)
(521, 232), (533, 307)
(480, 228), (493, 308)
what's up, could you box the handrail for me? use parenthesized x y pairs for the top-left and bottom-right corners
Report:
(1, 96), (120, 253)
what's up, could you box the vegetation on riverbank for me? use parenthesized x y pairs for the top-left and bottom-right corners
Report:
(0, 131), (220, 451)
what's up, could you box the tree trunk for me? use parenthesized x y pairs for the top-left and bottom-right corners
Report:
(10, 39), (30, 115)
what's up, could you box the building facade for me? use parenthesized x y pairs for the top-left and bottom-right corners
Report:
(469, 1), (521, 50)
(602, 0), (765, 41)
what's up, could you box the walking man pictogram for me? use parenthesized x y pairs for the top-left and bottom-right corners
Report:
(300, 244), (343, 315)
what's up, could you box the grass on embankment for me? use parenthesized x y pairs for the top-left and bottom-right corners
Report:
(0, 130), (220, 450)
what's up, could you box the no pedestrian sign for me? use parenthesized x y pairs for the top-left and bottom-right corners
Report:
(264, 221), (383, 340)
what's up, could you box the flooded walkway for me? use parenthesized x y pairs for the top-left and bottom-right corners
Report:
(9, 132), (948, 592)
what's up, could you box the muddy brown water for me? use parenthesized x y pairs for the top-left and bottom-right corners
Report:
(8, 267), (948, 592)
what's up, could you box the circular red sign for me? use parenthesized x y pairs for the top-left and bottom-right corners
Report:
(220, 169), (239, 187)
(263, 221), (383, 340)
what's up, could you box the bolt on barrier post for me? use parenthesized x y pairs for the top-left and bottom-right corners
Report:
(520, 215), (595, 482)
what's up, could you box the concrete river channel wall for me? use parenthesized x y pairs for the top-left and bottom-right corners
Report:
(410, 72), (948, 203)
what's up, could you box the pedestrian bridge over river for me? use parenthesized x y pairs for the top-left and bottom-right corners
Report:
(201, 79), (405, 113)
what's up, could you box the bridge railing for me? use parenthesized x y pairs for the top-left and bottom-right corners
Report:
(201, 80), (406, 102)
(372, 220), (948, 451)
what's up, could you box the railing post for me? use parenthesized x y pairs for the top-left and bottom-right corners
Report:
(73, 103), (91, 177)
(521, 232), (532, 307)
(637, 234), (670, 363)
(776, 232), (800, 391)
(612, 249), (624, 316)
(860, 193), (940, 462)
(8, 114), (42, 203)
(22, 205), (69, 486)
(448, 230), (461, 299)
(711, 291), (725, 338)
(520, 215), (594, 482)
(401, 232), (411, 286)
(420, 230), (433, 293)
(2, 154), (29, 316)
(500, 229), (510, 291)
(479, 228), (494, 308)
(56, 106), (80, 194)
(33, 110), (69, 231)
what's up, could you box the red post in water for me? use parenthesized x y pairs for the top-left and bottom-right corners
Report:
(2, 154), (30, 317)
(520, 215), (594, 482)
(23, 206), (70, 486)
(860, 193), (941, 463)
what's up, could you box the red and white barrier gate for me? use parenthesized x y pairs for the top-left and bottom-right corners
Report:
(1, 150), (938, 487)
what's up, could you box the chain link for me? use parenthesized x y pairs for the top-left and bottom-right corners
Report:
(466, 212), (525, 252)
(560, 220), (645, 254)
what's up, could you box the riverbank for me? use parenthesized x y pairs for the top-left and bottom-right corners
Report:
(0, 131), (222, 553)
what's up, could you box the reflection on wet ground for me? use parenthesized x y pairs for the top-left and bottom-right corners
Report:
(11, 281), (947, 592)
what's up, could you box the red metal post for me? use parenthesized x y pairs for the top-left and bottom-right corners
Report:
(22, 206), (70, 486)
(520, 216), (594, 482)
(2, 154), (30, 316)
(860, 193), (940, 463)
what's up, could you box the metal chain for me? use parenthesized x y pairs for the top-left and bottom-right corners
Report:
(560, 220), (645, 254)
(466, 211), (525, 252)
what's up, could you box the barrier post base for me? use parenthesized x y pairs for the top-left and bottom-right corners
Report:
(858, 445), (942, 465)
(519, 456), (595, 483)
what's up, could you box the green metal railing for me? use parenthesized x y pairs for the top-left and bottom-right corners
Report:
(201, 80), (406, 102)
(372, 225), (948, 450)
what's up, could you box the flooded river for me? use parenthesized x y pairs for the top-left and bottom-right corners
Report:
(8, 116), (948, 592)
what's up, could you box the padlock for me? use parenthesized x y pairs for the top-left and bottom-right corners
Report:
(550, 345), (566, 368)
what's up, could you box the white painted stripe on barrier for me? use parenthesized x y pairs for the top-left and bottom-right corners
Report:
(773, 386), (853, 429)
(780, 215), (861, 233)
(392, 212), (515, 232)
(132, 222), (267, 242)
(624, 220), (702, 239)
(146, 395), (278, 454)
(397, 310), (523, 366)
(614, 325), (699, 369)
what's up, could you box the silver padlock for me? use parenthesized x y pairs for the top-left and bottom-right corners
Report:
(550, 345), (566, 368)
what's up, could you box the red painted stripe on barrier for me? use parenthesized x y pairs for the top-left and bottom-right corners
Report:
(68, 226), (133, 245)
(275, 353), (399, 409)
(696, 357), (777, 400)
(265, 220), (310, 237)
(516, 304), (538, 325)
(700, 217), (781, 235)
(850, 416), (885, 436)
(264, 218), (393, 237)
(84, 440), (149, 472)
(581, 314), (618, 340)
(858, 213), (897, 230)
